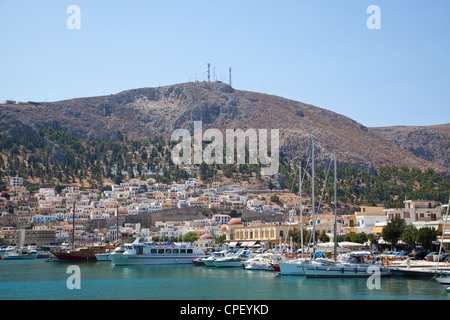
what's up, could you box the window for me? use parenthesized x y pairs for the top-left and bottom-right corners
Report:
(158, 249), (164, 254)
(151, 249), (157, 254)
(173, 249), (179, 254)
(180, 249), (186, 254)
(165, 249), (172, 254)
(187, 249), (193, 254)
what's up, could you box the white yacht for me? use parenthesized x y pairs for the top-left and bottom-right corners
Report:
(242, 253), (274, 270)
(109, 240), (206, 266)
(213, 249), (253, 268)
(95, 246), (125, 261)
(201, 251), (232, 267)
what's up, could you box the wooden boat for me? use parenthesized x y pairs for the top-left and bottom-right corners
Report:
(51, 244), (116, 262)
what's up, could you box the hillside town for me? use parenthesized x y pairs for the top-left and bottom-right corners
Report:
(1, 175), (448, 253)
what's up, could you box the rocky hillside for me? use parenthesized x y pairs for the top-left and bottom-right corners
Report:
(0, 81), (448, 176)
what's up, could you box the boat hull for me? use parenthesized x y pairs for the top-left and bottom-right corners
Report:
(279, 262), (307, 276)
(213, 259), (245, 268)
(51, 251), (97, 262)
(94, 253), (111, 261)
(303, 265), (391, 278)
(3, 254), (38, 260)
(436, 277), (450, 285)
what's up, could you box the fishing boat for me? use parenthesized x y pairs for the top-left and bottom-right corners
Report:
(212, 249), (253, 268)
(109, 239), (206, 266)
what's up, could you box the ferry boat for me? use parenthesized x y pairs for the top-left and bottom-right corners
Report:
(109, 240), (206, 266)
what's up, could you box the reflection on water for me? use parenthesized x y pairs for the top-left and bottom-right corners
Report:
(0, 259), (448, 300)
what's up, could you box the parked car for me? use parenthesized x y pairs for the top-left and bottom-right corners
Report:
(424, 252), (446, 261)
(396, 251), (409, 258)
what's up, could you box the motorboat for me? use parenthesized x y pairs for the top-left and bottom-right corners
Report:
(242, 253), (273, 270)
(213, 249), (253, 268)
(95, 246), (125, 261)
(2, 248), (38, 260)
(109, 240), (206, 266)
(201, 251), (233, 267)
(0, 246), (19, 256)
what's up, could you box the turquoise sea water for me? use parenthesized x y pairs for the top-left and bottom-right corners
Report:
(0, 259), (448, 301)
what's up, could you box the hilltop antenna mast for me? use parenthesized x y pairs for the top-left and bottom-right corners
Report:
(229, 67), (232, 86)
(207, 63), (211, 82)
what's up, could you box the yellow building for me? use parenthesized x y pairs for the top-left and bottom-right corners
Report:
(224, 218), (299, 249)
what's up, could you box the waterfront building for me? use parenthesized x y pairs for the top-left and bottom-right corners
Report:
(223, 218), (296, 249)
(14, 226), (56, 247)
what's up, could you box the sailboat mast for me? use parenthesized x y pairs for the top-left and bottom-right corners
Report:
(333, 149), (337, 262)
(299, 161), (303, 259)
(311, 137), (315, 257)
(436, 197), (450, 271)
(72, 202), (75, 251)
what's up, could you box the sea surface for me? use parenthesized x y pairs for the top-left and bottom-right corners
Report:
(0, 259), (448, 300)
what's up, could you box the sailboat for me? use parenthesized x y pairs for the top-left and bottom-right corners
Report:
(279, 137), (335, 275)
(435, 199), (450, 286)
(302, 150), (391, 278)
(51, 202), (115, 262)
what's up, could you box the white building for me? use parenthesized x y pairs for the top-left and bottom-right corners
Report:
(384, 200), (442, 226)
(9, 177), (23, 188)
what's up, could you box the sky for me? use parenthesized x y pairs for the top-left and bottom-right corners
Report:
(0, 0), (449, 127)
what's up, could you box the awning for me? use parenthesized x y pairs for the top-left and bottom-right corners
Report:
(372, 226), (384, 234)
(229, 241), (238, 247)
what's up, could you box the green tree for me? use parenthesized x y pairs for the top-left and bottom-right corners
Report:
(182, 231), (199, 242)
(416, 227), (439, 252)
(270, 195), (280, 203)
(382, 218), (406, 250)
(401, 225), (418, 249)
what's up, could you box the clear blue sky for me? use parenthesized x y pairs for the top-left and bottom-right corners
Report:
(1, 0), (449, 127)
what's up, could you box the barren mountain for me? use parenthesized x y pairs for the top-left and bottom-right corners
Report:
(1, 81), (448, 176)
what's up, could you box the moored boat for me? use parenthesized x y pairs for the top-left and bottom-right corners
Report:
(2, 249), (38, 260)
(109, 240), (206, 266)
(242, 253), (274, 270)
(51, 244), (115, 262)
(201, 250), (233, 267)
(435, 275), (450, 285)
(213, 249), (253, 268)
